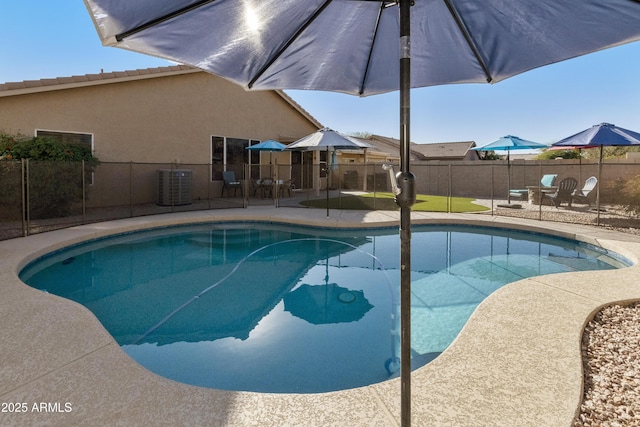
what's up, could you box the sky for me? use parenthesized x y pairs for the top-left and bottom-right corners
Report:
(1, 1), (639, 148)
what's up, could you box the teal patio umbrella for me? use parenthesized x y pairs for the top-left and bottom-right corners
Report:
(472, 136), (549, 205)
(247, 139), (286, 177)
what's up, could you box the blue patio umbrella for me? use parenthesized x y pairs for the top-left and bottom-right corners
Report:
(473, 136), (549, 205)
(83, 1), (640, 423)
(552, 123), (640, 223)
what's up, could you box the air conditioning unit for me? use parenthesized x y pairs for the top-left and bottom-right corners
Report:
(157, 169), (192, 206)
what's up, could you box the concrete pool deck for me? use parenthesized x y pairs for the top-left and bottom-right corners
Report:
(2, 207), (640, 426)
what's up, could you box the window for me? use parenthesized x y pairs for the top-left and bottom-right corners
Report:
(211, 136), (259, 180)
(36, 130), (93, 152)
(319, 150), (327, 178)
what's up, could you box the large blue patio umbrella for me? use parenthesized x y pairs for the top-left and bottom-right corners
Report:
(472, 136), (549, 204)
(83, 1), (640, 423)
(552, 123), (640, 223)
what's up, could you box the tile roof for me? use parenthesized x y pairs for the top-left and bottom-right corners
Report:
(366, 134), (478, 160)
(410, 140), (478, 159)
(0, 65), (197, 95)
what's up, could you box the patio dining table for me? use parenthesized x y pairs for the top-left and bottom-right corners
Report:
(255, 179), (292, 198)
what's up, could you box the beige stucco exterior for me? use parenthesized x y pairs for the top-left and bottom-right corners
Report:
(0, 66), (321, 164)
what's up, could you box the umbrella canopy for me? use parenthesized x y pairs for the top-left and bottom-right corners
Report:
(473, 136), (549, 153)
(285, 128), (373, 151)
(473, 136), (548, 203)
(283, 283), (373, 325)
(246, 139), (286, 175)
(84, 1), (640, 96)
(551, 123), (640, 222)
(246, 140), (286, 152)
(286, 128), (373, 216)
(552, 123), (640, 148)
(83, 2), (640, 423)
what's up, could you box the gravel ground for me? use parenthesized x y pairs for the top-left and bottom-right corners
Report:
(573, 303), (640, 427)
(473, 198), (640, 236)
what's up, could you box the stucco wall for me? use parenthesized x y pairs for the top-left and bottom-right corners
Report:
(0, 71), (319, 164)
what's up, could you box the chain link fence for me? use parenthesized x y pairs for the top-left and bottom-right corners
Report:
(2, 159), (640, 240)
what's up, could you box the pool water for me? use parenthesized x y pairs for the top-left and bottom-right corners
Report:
(20, 222), (626, 393)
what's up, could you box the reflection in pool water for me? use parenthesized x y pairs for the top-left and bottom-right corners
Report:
(20, 223), (626, 393)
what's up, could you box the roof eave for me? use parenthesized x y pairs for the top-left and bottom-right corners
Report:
(0, 65), (201, 98)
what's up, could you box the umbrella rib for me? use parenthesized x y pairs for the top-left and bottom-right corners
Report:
(248, 0), (335, 89)
(115, 0), (218, 42)
(441, 0), (493, 83)
(359, 2), (388, 95)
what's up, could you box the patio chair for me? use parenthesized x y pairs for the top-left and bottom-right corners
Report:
(279, 180), (294, 198)
(221, 171), (242, 197)
(258, 178), (274, 198)
(544, 177), (578, 208)
(571, 176), (598, 206)
(509, 174), (557, 201)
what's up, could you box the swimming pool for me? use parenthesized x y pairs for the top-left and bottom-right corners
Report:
(19, 222), (626, 393)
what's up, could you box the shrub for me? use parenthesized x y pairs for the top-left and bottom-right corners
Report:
(602, 175), (640, 216)
(535, 149), (582, 160)
(0, 132), (99, 219)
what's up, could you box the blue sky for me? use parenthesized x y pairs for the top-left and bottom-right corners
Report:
(2, 1), (639, 147)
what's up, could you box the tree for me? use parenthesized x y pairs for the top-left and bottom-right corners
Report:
(535, 148), (582, 160)
(349, 131), (372, 139)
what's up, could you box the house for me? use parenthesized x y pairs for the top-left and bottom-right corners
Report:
(411, 141), (480, 161)
(363, 135), (480, 162)
(0, 65), (322, 183)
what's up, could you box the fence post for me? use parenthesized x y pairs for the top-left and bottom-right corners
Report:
(448, 163), (452, 213)
(274, 160), (279, 208)
(244, 163), (249, 208)
(207, 163), (211, 210)
(82, 160), (86, 224)
(25, 159), (31, 236)
(538, 162), (542, 221)
(21, 159), (26, 237)
(491, 164), (494, 215)
(130, 162), (134, 217)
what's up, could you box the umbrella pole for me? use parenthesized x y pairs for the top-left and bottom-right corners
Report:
(507, 148), (511, 203)
(398, 1), (416, 426)
(326, 147), (330, 217)
(596, 145), (603, 225)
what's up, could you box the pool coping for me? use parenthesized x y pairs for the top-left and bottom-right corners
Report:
(2, 207), (640, 426)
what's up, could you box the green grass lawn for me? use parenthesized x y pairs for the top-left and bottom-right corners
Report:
(300, 192), (489, 212)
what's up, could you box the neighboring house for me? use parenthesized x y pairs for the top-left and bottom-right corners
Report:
(364, 135), (479, 162)
(411, 140), (480, 161)
(0, 65), (321, 176)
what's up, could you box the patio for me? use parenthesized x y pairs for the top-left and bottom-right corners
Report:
(1, 207), (640, 426)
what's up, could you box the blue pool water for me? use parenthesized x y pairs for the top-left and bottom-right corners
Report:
(20, 222), (627, 393)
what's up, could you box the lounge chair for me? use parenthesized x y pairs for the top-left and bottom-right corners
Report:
(571, 176), (597, 206)
(544, 177), (578, 208)
(221, 171), (242, 197)
(509, 174), (557, 201)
